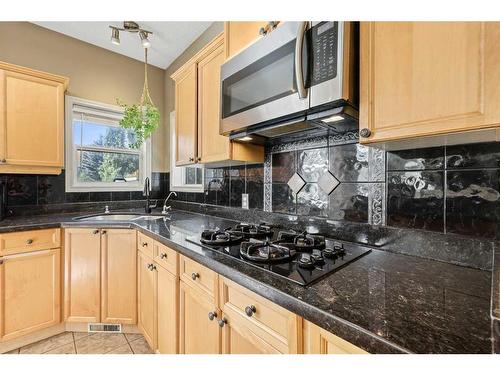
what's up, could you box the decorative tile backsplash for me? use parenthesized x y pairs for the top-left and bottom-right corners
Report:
(173, 132), (500, 240)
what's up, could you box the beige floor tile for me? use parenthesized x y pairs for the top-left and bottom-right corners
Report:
(124, 333), (143, 343)
(4, 348), (20, 354)
(108, 344), (134, 354)
(72, 332), (96, 341)
(129, 337), (154, 354)
(75, 333), (128, 354)
(45, 342), (76, 354)
(20, 332), (74, 354)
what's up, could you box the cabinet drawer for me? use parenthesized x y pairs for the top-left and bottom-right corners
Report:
(137, 232), (154, 258)
(219, 276), (301, 353)
(0, 228), (61, 256)
(179, 255), (218, 301)
(154, 241), (178, 276)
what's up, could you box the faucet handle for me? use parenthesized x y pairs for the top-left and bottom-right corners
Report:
(149, 199), (158, 209)
(104, 205), (110, 214)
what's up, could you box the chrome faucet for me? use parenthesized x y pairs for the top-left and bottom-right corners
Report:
(143, 177), (157, 214)
(162, 191), (177, 214)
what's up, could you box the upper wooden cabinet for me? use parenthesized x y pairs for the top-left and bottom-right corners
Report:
(224, 21), (269, 60)
(360, 22), (500, 147)
(0, 61), (68, 174)
(171, 34), (264, 167)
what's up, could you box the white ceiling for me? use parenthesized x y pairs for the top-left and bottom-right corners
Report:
(33, 22), (213, 69)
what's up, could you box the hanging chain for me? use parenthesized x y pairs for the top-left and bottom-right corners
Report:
(140, 48), (154, 107)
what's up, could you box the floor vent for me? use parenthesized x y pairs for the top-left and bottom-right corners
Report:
(88, 323), (122, 333)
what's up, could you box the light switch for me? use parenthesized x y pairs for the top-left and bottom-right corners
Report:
(241, 193), (249, 209)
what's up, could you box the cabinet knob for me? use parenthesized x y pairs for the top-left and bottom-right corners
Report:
(0, 259), (3, 265)
(142, 242), (148, 247)
(0, 159), (6, 163)
(208, 311), (217, 321)
(218, 318), (227, 328)
(26, 239), (33, 245)
(244, 305), (256, 317)
(92, 230), (99, 235)
(359, 128), (372, 138)
(191, 272), (200, 280)
(196, 157), (202, 162)
(101, 230), (107, 235)
(160, 253), (168, 259)
(189, 157), (195, 162)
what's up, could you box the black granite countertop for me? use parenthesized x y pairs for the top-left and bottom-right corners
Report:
(0, 209), (494, 354)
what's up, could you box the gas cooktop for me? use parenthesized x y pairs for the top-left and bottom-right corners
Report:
(187, 225), (371, 286)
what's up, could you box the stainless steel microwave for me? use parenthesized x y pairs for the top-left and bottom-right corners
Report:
(220, 21), (358, 141)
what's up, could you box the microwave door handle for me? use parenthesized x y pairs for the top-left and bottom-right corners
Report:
(295, 21), (308, 99)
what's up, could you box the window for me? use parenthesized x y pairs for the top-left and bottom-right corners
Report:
(65, 96), (151, 192)
(169, 111), (204, 192)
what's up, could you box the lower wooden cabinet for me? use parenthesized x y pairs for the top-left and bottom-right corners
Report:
(179, 281), (221, 354)
(0, 248), (61, 341)
(157, 264), (178, 354)
(64, 228), (137, 324)
(303, 320), (368, 354)
(137, 250), (157, 349)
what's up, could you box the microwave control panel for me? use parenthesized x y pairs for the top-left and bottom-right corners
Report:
(310, 21), (338, 86)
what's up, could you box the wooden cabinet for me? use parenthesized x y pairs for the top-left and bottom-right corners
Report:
(303, 320), (368, 354)
(64, 228), (136, 324)
(171, 34), (264, 167)
(0, 61), (68, 174)
(157, 264), (178, 354)
(360, 22), (500, 147)
(0, 228), (60, 256)
(179, 281), (220, 354)
(137, 250), (157, 349)
(224, 21), (272, 60)
(64, 228), (101, 323)
(0, 248), (61, 342)
(101, 229), (137, 324)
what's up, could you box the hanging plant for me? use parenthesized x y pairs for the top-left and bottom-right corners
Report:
(117, 48), (160, 149)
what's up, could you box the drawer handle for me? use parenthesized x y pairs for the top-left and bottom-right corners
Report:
(218, 318), (227, 328)
(26, 239), (33, 245)
(191, 272), (200, 280)
(245, 305), (256, 317)
(147, 263), (156, 271)
(142, 242), (148, 247)
(101, 230), (107, 234)
(160, 253), (168, 259)
(92, 230), (99, 235)
(208, 311), (217, 321)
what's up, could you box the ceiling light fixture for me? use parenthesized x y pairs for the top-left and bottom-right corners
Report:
(110, 27), (120, 45)
(109, 22), (153, 49)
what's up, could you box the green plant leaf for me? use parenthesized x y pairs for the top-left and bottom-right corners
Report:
(117, 100), (160, 149)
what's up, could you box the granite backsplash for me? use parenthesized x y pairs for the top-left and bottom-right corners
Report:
(171, 133), (500, 241)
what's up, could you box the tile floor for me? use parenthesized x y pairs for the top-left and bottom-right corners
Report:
(4, 332), (153, 354)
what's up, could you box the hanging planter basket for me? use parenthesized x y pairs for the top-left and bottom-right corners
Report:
(117, 48), (160, 149)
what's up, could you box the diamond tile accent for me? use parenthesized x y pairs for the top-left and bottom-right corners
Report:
(318, 171), (340, 195)
(287, 172), (306, 193)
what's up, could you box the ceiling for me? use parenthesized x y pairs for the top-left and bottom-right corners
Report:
(33, 22), (213, 69)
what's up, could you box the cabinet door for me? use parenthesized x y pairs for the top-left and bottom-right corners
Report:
(0, 69), (64, 167)
(360, 22), (500, 144)
(221, 311), (281, 354)
(224, 22), (268, 59)
(157, 265), (178, 354)
(303, 320), (368, 354)
(101, 229), (137, 324)
(64, 228), (101, 323)
(179, 281), (220, 354)
(137, 251), (157, 350)
(174, 63), (197, 166)
(0, 249), (61, 341)
(197, 42), (230, 163)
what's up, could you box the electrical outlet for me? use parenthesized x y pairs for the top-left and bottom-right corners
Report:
(241, 193), (249, 209)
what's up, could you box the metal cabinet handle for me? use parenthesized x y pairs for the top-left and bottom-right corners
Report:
(245, 305), (256, 317)
(359, 128), (372, 138)
(160, 253), (168, 259)
(93, 230), (99, 235)
(26, 239), (33, 245)
(196, 157), (201, 162)
(0, 259), (3, 265)
(208, 311), (217, 321)
(218, 318), (227, 328)
(191, 272), (200, 280)
(142, 242), (148, 247)
(295, 21), (309, 99)
(101, 230), (107, 235)
(0, 159), (6, 163)
(189, 157), (195, 162)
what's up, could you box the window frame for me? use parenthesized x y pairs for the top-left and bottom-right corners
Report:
(65, 95), (151, 193)
(169, 111), (204, 193)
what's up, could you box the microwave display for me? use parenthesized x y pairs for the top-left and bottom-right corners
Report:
(310, 21), (338, 86)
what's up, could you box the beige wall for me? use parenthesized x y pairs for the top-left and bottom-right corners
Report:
(163, 22), (224, 172)
(0, 22), (167, 172)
